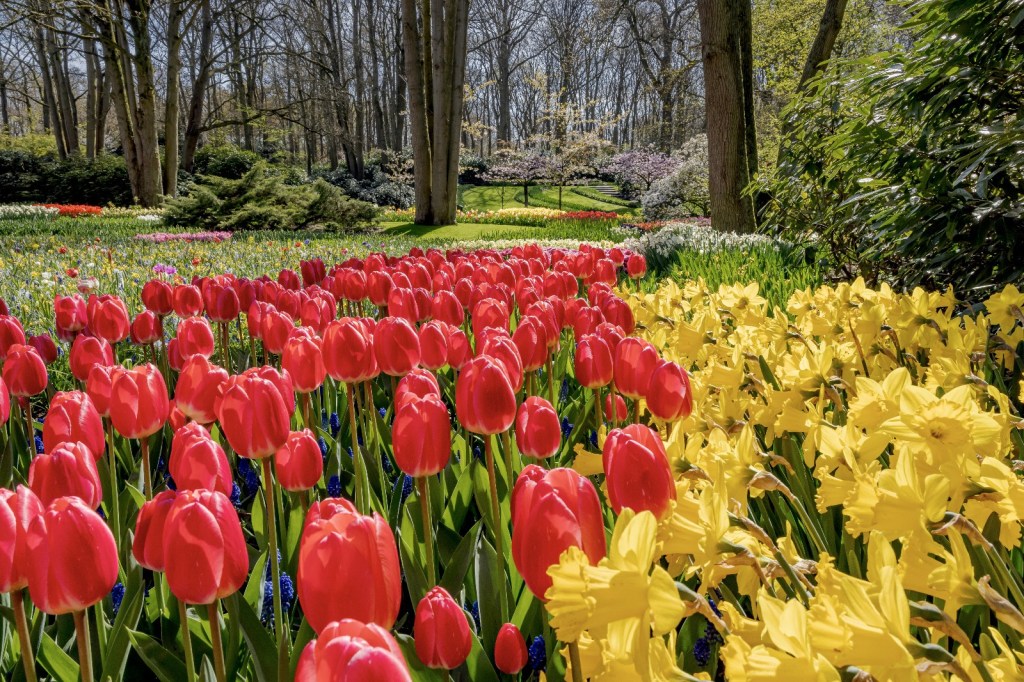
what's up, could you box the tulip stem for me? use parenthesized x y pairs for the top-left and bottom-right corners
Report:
(140, 437), (152, 500)
(545, 356), (557, 410)
(302, 392), (312, 431)
(609, 383), (618, 429)
(106, 420), (121, 553)
(418, 476), (436, 586)
(632, 398), (640, 425)
(364, 381), (385, 489)
(567, 640), (583, 682)
(24, 400), (34, 456)
(260, 458), (287, 682)
(207, 602), (226, 682)
(178, 600), (196, 682)
(484, 436), (509, 622)
(347, 384), (367, 513)
(73, 610), (94, 682)
(594, 386), (603, 432)
(220, 323), (230, 374)
(12, 590), (37, 682)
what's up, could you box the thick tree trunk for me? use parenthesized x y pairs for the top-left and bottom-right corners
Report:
(799, 0), (849, 89)
(163, 0), (185, 195)
(696, 0), (756, 233)
(402, 0), (432, 222)
(182, 0), (213, 172)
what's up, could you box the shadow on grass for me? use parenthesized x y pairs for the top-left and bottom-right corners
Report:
(384, 222), (454, 236)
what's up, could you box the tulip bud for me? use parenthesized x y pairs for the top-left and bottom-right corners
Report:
(374, 317), (420, 377)
(323, 317), (378, 383)
(110, 364), (169, 439)
(133, 490), (178, 571)
(69, 334), (113, 382)
(495, 623), (528, 675)
(142, 279), (173, 315)
(605, 392), (628, 423)
(28, 333), (59, 365)
(418, 320), (449, 371)
(575, 334), (613, 389)
(163, 490), (248, 604)
(298, 499), (401, 632)
(276, 430), (324, 492)
(613, 337), (659, 399)
(602, 424), (674, 518)
(295, 619), (411, 682)
(0, 486), (43, 593)
(283, 330), (326, 393)
(216, 370), (291, 459)
(414, 586), (472, 670)
(511, 465), (606, 600)
(86, 294), (130, 344)
(174, 355), (229, 424)
(176, 316), (215, 360)
(43, 391), (104, 458)
(393, 395), (451, 477)
(645, 359), (693, 422)
(131, 310), (163, 345)
(0, 316), (26, 363)
(512, 316), (548, 372)
(86, 365), (115, 418)
(515, 397), (560, 459)
(0, 377), (8, 426)
(54, 295), (87, 333)
(26, 496), (118, 614)
(456, 355), (516, 435)
(169, 423), (232, 495)
(172, 284), (203, 318)
(2, 344), (47, 396)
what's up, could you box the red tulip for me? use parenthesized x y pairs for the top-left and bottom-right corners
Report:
(374, 317), (420, 376)
(172, 284), (203, 317)
(299, 295), (334, 335)
(216, 370), (292, 459)
(283, 330), (326, 393)
(574, 334), (613, 389)
(602, 424), (674, 518)
(456, 355), (516, 435)
(26, 496), (118, 614)
(431, 290), (464, 327)
(142, 279), (174, 315)
(86, 294), (130, 343)
(0, 377), (8, 426)
(28, 333), (58, 365)
(495, 623), (528, 675)
(110, 364), (169, 439)
(342, 270), (367, 302)
(86, 365), (115, 417)
(261, 309), (294, 356)
(472, 298), (510, 338)
(54, 295), (87, 333)
(447, 328), (471, 370)
(132, 490), (178, 571)
(0, 486), (43, 593)
(278, 268), (301, 290)
(276, 429), (324, 492)
(601, 296), (635, 336)
(515, 397), (560, 459)
(169, 423), (232, 495)
(572, 305), (605, 340)
(203, 281), (240, 323)
(323, 318), (378, 383)
(174, 355), (229, 424)
(626, 253), (647, 278)
(168, 401), (187, 432)
(2, 344), (47, 396)
(176, 316), (215, 360)
(0, 316), (26, 362)
(393, 394), (451, 477)
(298, 499), (401, 632)
(388, 286), (419, 322)
(418, 320), (449, 371)
(613, 337), (659, 399)
(646, 359), (693, 422)
(605, 392), (628, 422)
(70, 334), (113, 382)
(511, 465), (607, 600)
(512, 316), (548, 372)
(414, 586), (472, 670)
(295, 619), (411, 682)
(301, 259), (327, 288)
(163, 490), (248, 604)
(166, 338), (184, 371)
(477, 334), (524, 392)
(367, 271), (394, 307)
(131, 310), (163, 345)
(42, 391), (104, 458)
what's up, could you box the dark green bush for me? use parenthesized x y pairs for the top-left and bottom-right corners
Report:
(166, 163), (379, 232)
(192, 144), (262, 179)
(0, 151), (132, 205)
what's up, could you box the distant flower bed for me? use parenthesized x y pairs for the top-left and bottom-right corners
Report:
(103, 206), (168, 220)
(0, 204), (60, 219)
(35, 203), (104, 217)
(381, 206), (625, 229)
(134, 231), (232, 243)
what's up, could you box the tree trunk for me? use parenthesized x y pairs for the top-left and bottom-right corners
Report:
(696, 0), (756, 233)
(182, 0), (213, 172)
(799, 0), (849, 89)
(163, 0), (185, 195)
(402, 0), (432, 222)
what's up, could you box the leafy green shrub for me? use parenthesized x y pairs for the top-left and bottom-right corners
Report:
(0, 149), (46, 202)
(193, 144), (262, 179)
(0, 151), (132, 205)
(761, 0), (1024, 296)
(166, 163), (378, 232)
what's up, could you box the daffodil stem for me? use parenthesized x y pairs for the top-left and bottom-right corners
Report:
(484, 436), (510, 622)
(140, 437), (152, 500)
(260, 457), (287, 682)
(207, 602), (226, 682)
(347, 383), (367, 513)
(12, 590), (37, 682)
(73, 609), (93, 682)
(418, 476), (436, 586)
(567, 640), (583, 682)
(178, 600), (196, 682)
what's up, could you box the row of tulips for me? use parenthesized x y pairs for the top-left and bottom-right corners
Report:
(0, 241), (717, 682)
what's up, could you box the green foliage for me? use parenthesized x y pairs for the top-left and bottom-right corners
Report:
(0, 150), (133, 205)
(761, 0), (1024, 296)
(166, 163), (379, 232)
(458, 184), (633, 214)
(569, 186), (638, 208)
(192, 143), (263, 179)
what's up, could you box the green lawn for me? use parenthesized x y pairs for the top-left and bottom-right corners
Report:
(458, 185), (637, 215)
(380, 221), (546, 240)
